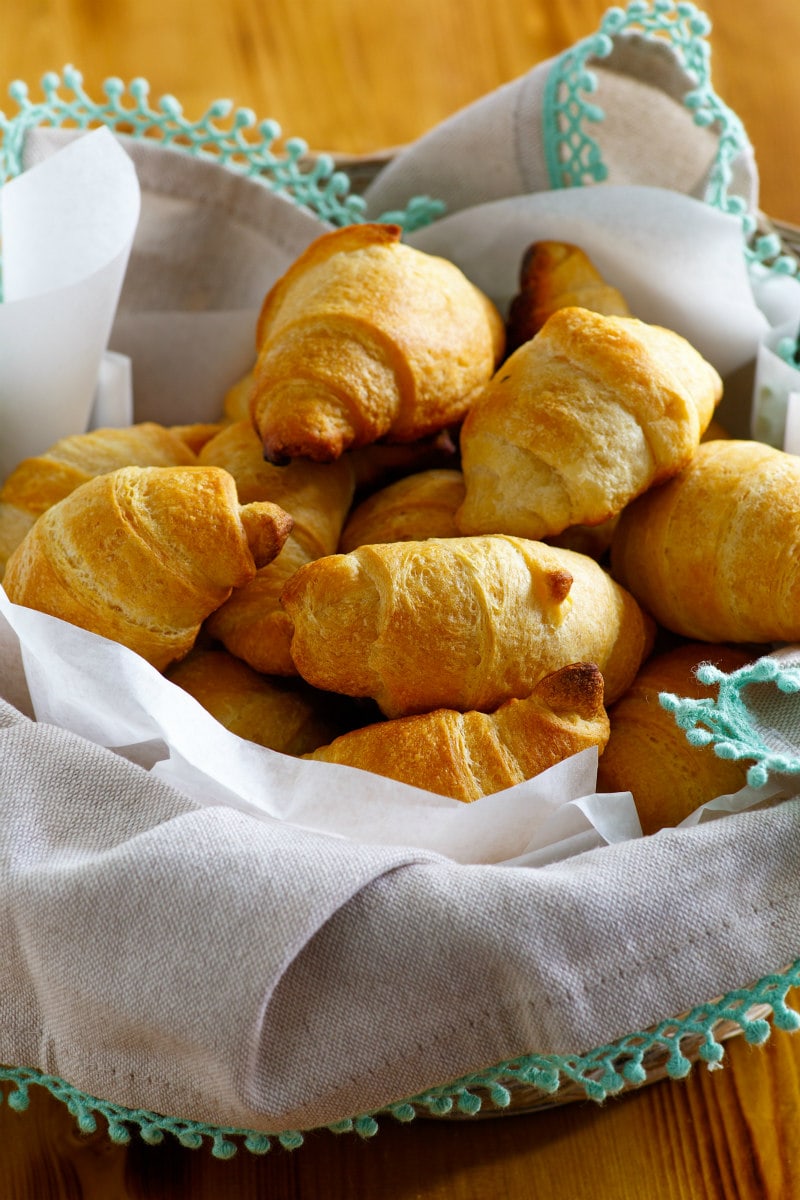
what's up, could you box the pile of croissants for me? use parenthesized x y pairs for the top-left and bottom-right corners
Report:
(3, 222), (797, 834)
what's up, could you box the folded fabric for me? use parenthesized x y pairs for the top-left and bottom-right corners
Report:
(3, 688), (800, 1132)
(363, 21), (758, 221)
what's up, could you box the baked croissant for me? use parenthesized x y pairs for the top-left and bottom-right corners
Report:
(307, 662), (609, 802)
(339, 468), (465, 553)
(166, 647), (343, 755)
(281, 534), (653, 717)
(506, 240), (630, 354)
(596, 642), (752, 834)
(169, 423), (227, 454)
(0, 422), (197, 578)
(610, 438), (800, 643)
(249, 223), (505, 463)
(200, 421), (355, 675)
(544, 414), (729, 564)
(223, 369), (256, 423)
(347, 429), (458, 494)
(455, 306), (722, 541)
(3, 465), (293, 670)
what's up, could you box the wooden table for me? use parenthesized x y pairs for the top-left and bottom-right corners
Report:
(1, 2), (799, 1196)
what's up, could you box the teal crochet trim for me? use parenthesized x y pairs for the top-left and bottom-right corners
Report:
(777, 334), (800, 367)
(661, 655), (800, 788)
(0, 65), (444, 235)
(543, 1), (798, 279)
(4, 959), (800, 1157)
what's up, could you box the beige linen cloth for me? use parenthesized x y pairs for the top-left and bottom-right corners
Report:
(3, 31), (800, 1136)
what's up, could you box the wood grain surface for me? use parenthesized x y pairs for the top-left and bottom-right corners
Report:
(0, 0), (798, 222)
(1, 1), (799, 1197)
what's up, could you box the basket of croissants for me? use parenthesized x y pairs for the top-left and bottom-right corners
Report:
(0, 221), (785, 818)
(3, 198), (800, 1129)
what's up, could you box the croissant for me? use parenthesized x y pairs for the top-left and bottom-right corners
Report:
(249, 223), (505, 463)
(505, 241), (630, 354)
(610, 439), (800, 643)
(455, 306), (722, 541)
(347, 429), (458, 494)
(307, 662), (609, 802)
(169, 422), (227, 454)
(166, 647), (343, 755)
(339, 468), (465, 553)
(596, 642), (752, 834)
(223, 369), (256, 423)
(3, 465), (293, 670)
(200, 421), (355, 674)
(281, 534), (653, 718)
(0, 422), (198, 578)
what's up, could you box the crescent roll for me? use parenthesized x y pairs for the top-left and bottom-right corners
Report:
(199, 420), (355, 675)
(455, 306), (722, 541)
(610, 438), (800, 643)
(3, 465), (293, 670)
(307, 662), (609, 802)
(596, 642), (752, 834)
(339, 468), (465, 552)
(166, 648), (343, 756)
(505, 240), (630, 354)
(281, 534), (653, 717)
(249, 223), (505, 463)
(0, 422), (197, 578)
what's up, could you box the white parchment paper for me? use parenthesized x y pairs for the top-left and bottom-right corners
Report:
(408, 185), (769, 379)
(0, 586), (640, 865)
(0, 127), (140, 476)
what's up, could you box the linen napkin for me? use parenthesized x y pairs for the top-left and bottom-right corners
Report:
(3, 8), (800, 1136)
(3, 685), (800, 1132)
(362, 28), (757, 223)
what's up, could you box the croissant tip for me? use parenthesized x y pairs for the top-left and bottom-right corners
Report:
(546, 568), (573, 605)
(534, 662), (605, 717)
(240, 502), (294, 569)
(519, 240), (578, 285)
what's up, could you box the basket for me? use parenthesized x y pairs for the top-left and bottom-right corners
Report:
(2, 3), (800, 1158)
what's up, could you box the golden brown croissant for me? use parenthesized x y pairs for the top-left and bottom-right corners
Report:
(339, 469), (465, 553)
(200, 421), (355, 674)
(306, 662), (609, 802)
(347, 429), (459, 494)
(281, 534), (653, 717)
(249, 223), (505, 463)
(3, 465), (293, 671)
(610, 438), (800, 643)
(223, 369), (255, 423)
(0, 422), (197, 578)
(455, 306), (722, 541)
(169, 422), (227, 454)
(506, 241), (630, 354)
(166, 647), (343, 755)
(596, 642), (752, 834)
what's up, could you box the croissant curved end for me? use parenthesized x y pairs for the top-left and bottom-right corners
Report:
(239, 501), (294, 568)
(533, 662), (605, 718)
